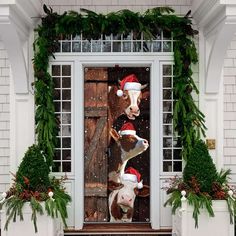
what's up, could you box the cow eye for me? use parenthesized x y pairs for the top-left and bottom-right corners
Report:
(123, 93), (128, 99)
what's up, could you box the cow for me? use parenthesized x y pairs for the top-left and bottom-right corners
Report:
(108, 167), (150, 222)
(108, 122), (149, 183)
(108, 74), (148, 135)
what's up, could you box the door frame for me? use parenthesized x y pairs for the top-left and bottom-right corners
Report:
(52, 53), (173, 230)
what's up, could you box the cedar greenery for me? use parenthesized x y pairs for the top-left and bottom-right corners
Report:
(1, 145), (71, 233)
(183, 140), (218, 193)
(33, 5), (205, 166)
(16, 145), (50, 191)
(164, 140), (236, 227)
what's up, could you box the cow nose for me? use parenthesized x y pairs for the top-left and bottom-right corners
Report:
(130, 106), (139, 113)
(143, 139), (148, 145)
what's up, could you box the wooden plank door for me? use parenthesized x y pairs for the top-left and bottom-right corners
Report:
(84, 68), (108, 222)
(84, 67), (150, 223)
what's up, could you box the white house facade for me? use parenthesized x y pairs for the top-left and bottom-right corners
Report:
(1, 0), (236, 234)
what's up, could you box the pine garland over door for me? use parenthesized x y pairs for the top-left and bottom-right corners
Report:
(33, 5), (206, 167)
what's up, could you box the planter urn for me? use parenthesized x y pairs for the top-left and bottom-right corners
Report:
(172, 195), (234, 236)
(0, 202), (63, 236)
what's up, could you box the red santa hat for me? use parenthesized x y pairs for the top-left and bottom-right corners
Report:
(117, 74), (141, 97)
(119, 122), (136, 136)
(122, 167), (143, 189)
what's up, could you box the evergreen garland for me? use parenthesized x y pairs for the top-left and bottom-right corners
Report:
(34, 5), (206, 166)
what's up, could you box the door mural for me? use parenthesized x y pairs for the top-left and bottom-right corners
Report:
(84, 67), (150, 222)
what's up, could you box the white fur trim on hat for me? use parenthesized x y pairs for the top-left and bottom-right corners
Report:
(122, 173), (137, 183)
(116, 89), (123, 97)
(124, 82), (141, 91)
(119, 130), (136, 135)
(137, 180), (143, 189)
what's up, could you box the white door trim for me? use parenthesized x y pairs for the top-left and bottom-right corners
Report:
(52, 54), (173, 230)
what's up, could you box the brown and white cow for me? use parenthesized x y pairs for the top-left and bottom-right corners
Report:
(108, 74), (148, 133)
(108, 122), (149, 183)
(108, 168), (150, 222)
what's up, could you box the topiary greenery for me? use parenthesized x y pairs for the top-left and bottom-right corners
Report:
(164, 140), (236, 227)
(16, 145), (50, 192)
(0, 145), (71, 233)
(33, 5), (206, 166)
(183, 140), (218, 193)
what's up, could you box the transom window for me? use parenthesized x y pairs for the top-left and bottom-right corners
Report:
(55, 31), (173, 53)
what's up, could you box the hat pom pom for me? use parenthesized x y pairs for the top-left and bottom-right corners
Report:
(137, 180), (143, 189)
(116, 89), (123, 97)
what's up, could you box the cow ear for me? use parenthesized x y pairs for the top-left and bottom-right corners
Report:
(108, 181), (124, 191)
(134, 185), (150, 197)
(142, 90), (150, 99)
(110, 128), (120, 142)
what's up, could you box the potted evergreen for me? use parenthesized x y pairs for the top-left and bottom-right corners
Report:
(165, 140), (236, 236)
(0, 144), (71, 236)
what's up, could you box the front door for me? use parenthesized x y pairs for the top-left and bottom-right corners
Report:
(84, 67), (150, 222)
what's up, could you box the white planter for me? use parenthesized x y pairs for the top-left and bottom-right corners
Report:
(0, 202), (63, 236)
(172, 200), (234, 236)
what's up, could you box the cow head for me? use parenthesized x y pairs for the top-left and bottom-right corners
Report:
(116, 74), (148, 120)
(108, 171), (150, 222)
(110, 125), (149, 163)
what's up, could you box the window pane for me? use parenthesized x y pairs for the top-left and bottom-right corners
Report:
(52, 162), (61, 172)
(62, 125), (71, 136)
(163, 89), (172, 100)
(53, 89), (61, 100)
(92, 41), (101, 52)
(62, 77), (71, 88)
(113, 42), (121, 52)
(163, 138), (172, 147)
(53, 77), (60, 88)
(102, 41), (111, 52)
(54, 150), (61, 160)
(62, 150), (71, 160)
(163, 125), (172, 136)
(163, 41), (171, 52)
(62, 42), (71, 52)
(163, 65), (172, 75)
(174, 149), (182, 160)
(62, 138), (71, 148)
(153, 41), (161, 52)
(173, 161), (182, 172)
(163, 113), (172, 124)
(52, 65), (60, 76)
(62, 65), (71, 76)
(163, 149), (172, 159)
(163, 77), (172, 88)
(163, 161), (172, 172)
(54, 102), (61, 112)
(72, 42), (81, 52)
(163, 101), (172, 112)
(62, 113), (71, 124)
(62, 90), (71, 100)
(62, 102), (71, 112)
(62, 162), (71, 172)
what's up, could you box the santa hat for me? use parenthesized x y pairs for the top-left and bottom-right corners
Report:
(122, 167), (143, 189)
(119, 122), (136, 136)
(117, 74), (141, 97)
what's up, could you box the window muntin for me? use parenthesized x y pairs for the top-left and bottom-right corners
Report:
(51, 64), (72, 173)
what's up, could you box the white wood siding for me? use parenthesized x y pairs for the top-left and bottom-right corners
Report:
(41, 0), (192, 15)
(0, 41), (10, 194)
(224, 34), (236, 183)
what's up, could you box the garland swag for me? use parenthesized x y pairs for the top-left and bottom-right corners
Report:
(33, 5), (206, 166)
